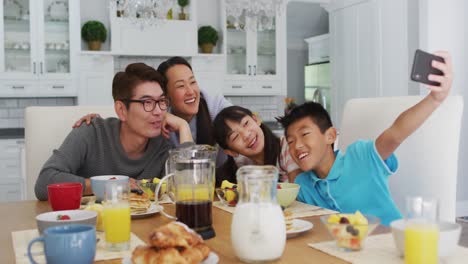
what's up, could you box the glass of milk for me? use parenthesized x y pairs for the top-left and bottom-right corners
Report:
(231, 165), (286, 263)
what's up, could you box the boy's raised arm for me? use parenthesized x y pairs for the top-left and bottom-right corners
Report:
(375, 51), (453, 160)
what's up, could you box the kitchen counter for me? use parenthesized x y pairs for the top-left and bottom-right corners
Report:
(0, 128), (24, 139)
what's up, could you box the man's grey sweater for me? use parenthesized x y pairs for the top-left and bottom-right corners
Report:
(35, 117), (172, 201)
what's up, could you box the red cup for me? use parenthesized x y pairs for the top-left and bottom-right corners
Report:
(47, 183), (83, 211)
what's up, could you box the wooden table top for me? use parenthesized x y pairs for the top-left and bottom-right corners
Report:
(1, 200), (389, 264)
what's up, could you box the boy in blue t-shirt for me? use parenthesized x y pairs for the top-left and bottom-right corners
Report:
(278, 51), (453, 226)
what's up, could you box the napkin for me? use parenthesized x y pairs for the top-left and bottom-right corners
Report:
(12, 229), (145, 264)
(308, 233), (468, 264)
(213, 200), (337, 217)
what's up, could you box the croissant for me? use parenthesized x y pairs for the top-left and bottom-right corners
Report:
(148, 222), (203, 249)
(180, 243), (211, 264)
(132, 222), (211, 264)
(131, 246), (188, 264)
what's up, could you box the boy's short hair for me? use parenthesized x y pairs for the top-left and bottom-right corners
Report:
(112, 63), (167, 103)
(277, 101), (333, 136)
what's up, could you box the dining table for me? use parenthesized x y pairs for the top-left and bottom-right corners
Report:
(1, 200), (390, 264)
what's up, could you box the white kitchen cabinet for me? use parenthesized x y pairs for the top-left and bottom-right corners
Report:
(305, 34), (329, 64)
(0, 139), (24, 202)
(222, 0), (286, 96)
(78, 53), (114, 106)
(0, 0), (79, 97)
(191, 55), (225, 96)
(327, 0), (380, 127)
(109, 2), (197, 57)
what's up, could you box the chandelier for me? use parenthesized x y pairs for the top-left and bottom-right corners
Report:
(112, 0), (174, 29)
(225, 0), (284, 31)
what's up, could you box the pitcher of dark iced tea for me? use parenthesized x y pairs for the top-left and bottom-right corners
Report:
(155, 152), (216, 239)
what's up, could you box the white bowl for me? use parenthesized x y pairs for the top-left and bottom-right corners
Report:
(36, 209), (97, 234)
(390, 219), (461, 257)
(90, 175), (129, 202)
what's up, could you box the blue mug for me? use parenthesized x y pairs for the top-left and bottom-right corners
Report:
(28, 224), (96, 264)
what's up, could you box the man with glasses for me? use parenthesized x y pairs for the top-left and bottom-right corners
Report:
(34, 63), (193, 201)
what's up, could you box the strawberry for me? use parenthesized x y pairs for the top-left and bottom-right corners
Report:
(277, 184), (282, 189)
(109, 177), (117, 180)
(57, 214), (71, 220)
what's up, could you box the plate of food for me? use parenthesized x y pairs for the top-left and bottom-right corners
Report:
(130, 189), (160, 219)
(287, 219), (313, 238)
(285, 211), (313, 238)
(123, 221), (219, 263)
(131, 203), (161, 219)
(122, 252), (218, 264)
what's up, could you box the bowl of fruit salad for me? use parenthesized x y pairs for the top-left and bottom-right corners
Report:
(36, 210), (97, 234)
(215, 180), (239, 206)
(137, 178), (167, 201)
(216, 181), (300, 208)
(320, 211), (380, 251)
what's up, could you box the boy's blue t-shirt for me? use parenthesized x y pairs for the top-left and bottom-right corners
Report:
(295, 140), (402, 226)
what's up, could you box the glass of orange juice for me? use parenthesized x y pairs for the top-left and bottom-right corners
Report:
(404, 196), (439, 264)
(103, 181), (131, 251)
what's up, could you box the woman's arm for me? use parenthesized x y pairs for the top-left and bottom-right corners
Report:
(161, 112), (194, 144)
(72, 113), (100, 128)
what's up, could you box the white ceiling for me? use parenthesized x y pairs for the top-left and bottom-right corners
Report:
(287, 1), (329, 50)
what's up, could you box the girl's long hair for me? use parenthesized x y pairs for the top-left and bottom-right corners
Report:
(213, 106), (281, 182)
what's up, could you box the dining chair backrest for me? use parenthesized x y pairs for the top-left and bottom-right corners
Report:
(338, 96), (463, 222)
(24, 106), (116, 200)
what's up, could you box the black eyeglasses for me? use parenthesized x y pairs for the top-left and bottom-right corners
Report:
(123, 98), (170, 112)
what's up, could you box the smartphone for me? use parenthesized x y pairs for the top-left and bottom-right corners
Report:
(410, 49), (445, 86)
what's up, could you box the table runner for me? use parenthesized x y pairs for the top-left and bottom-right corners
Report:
(214, 200), (337, 217)
(12, 229), (145, 264)
(308, 233), (468, 264)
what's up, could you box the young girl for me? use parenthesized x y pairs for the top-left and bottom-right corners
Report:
(213, 106), (301, 183)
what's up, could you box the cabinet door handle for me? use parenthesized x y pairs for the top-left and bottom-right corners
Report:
(253, 65), (257, 75)
(232, 85), (242, 89)
(248, 65), (252, 76)
(12, 86), (25, 89)
(52, 85), (65, 89)
(262, 85), (273, 89)
(33, 62), (36, 74)
(40, 62), (43, 74)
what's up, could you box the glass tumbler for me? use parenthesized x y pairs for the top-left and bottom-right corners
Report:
(103, 181), (131, 251)
(404, 196), (439, 264)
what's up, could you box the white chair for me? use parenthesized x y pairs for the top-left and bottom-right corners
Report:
(339, 96), (463, 222)
(24, 106), (116, 200)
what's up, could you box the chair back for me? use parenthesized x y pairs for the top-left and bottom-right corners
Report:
(339, 96), (463, 221)
(25, 106), (116, 200)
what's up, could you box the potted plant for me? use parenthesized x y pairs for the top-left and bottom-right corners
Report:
(178, 0), (189, 20)
(81, 20), (107, 51)
(198, 26), (218, 54)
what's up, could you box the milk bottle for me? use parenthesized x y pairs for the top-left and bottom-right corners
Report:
(231, 166), (286, 263)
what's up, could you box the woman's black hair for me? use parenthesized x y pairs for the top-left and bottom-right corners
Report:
(157, 56), (215, 145)
(213, 106), (281, 182)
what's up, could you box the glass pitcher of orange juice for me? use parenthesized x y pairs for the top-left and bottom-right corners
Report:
(103, 181), (131, 251)
(164, 145), (217, 199)
(404, 196), (439, 264)
(156, 153), (216, 239)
